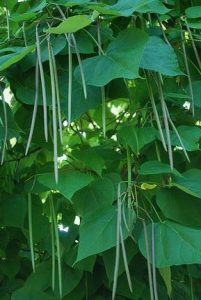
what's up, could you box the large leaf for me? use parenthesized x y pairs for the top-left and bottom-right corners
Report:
(186, 81), (201, 108)
(76, 206), (132, 262)
(156, 188), (201, 227)
(118, 125), (156, 155)
(0, 46), (35, 71)
(47, 15), (92, 34)
(72, 148), (105, 176)
(186, 6), (201, 19)
(74, 28), (148, 86)
(138, 221), (201, 267)
(0, 194), (27, 228)
(108, 0), (169, 16)
(11, 289), (56, 300)
(172, 169), (201, 199)
(170, 126), (201, 151)
(72, 177), (115, 216)
(140, 36), (182, 76)
(139, 161), (180, 176)
(38, 171), (93, 201)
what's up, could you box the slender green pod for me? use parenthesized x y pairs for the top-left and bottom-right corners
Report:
(25, 57), (39, 155)
(47, 35), (58, 183)
(36, 25), (48, 141)
(50, 196), (62, 299)
(28, 193), (36, 272)
(0, 83), (8, 164)
(180, 25), (195, 116)
(52, 50), (63, 144)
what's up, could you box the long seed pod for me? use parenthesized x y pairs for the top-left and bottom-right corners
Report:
(146, 75), (167, 151)
(71, 33), (87, 99)
(142, 220), (154, 300)
(0, 84), (8, 164)
(97, 18), (106, 138)
(50, 197), (62, 299)
(52, 50), (63, 144)
(25, 57), (39, 155)
(180, 25), (195, 116)
(28, 193), (35, 272)
(151, 223), (158, 300)
(50, 206), (56, 292)
(120, 226), (133, 293)
(164, 102), (190, 162)
(112, 184), (122, 300)
(36, 25), (48, 141)
(68, 34), (73, 126)
(47, 36), (58, 183)
(185, 19), (201, 70)
(157, 75), (173, 170)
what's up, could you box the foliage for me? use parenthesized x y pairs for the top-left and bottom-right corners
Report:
(0, 0), (201, 299)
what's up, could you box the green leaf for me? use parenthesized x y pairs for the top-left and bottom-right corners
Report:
(47, 15), (92, 34)
(118, 125), (156, 155)
(10, 12), (36, 22)
(156, 188), (201, 227)
(139, 161), (180, 176)
(0, 46), (35, 71)
(172, 169), (201, 199)
(0, 194), (27, 228)
(38, 171), (93, 201)
(140, 36), (182, 76)
(72, 177), (115, 216)
(25, 261), (51, 291)
(171, 126), (201, 151)
(107, 0), (169, 16)
(72, 148), (105, 175)
(186, 6), (201, 19)
(11, 288), (57, 300)
(54, 265), (83, 297)
(138, 221), (201, 267)
(159, 267), (172, 297)
(186, 81), (201, 108)
(76, 206), (131, 262)
(74, 28), (148, 86)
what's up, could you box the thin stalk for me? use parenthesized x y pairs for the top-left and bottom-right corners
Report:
(25, 57), (39, 155)
(190, 276), (195, 300)
(71, 34), (87, 99)
(28, 193), (35, 272)
(36, 25), (48, 141)
(83, 29), (105, 55)
(0, 84), (8, 164)
(50, 197), (62, 299)
(112, 184), (122, 300)
(151, 223), (158, 300)
(185, 19), (201, 70)
(23, 22), (27, 47)
(56, 6), (87, 100)
(157, 76), (173, 170)
(180, 27), (195, 116)
(126, 146), (133, 233)
(52, 50), (63, 144)
(142, 220), (154, 300)
(164, 102), (190, 162)
(4, 5), (10, 41)
(97, 18), (106, 138)
(146, 78), (167, 151)
(47, 36), (58, 183)
(157, 16), (171, 47)
(119, 226), (133, 293)
(51, 211), (56, 292)
(68, 35), (73, 126)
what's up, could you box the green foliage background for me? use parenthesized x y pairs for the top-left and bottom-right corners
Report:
(0, 0), (201, 299)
